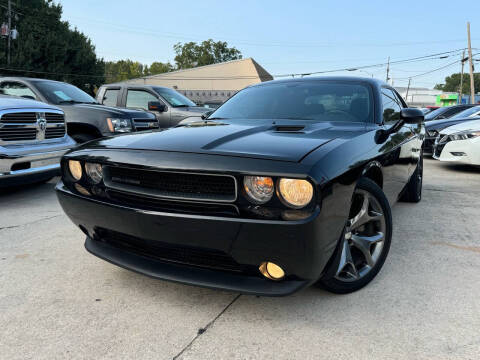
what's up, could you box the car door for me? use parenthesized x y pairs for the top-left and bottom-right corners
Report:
(125, 88), (170, 128)
(99, 87), (121, 107)
(379, 87), (415, 203)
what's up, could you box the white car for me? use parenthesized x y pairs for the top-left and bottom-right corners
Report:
(433, 119), (480, 165)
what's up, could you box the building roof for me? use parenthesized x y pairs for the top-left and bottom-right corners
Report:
(121, 58), (273, 91)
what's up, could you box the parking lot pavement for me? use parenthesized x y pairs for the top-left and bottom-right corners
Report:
(1, 159), (479, 360)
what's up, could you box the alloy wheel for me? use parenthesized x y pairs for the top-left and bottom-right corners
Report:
(335, 189), (386, 282)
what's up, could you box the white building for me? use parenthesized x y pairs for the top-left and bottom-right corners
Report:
(395, 87), (441, 107)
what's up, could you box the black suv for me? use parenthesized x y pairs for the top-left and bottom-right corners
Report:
(96, 84), (208, 128)
(0, 77), (157, 143)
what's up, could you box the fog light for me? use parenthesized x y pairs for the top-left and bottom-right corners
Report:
(450, 152), (466, 156)
(259, 261), (285, 280)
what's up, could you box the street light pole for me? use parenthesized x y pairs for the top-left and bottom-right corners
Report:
(7, 0), (11, 65)
(467, 22), (475, 104)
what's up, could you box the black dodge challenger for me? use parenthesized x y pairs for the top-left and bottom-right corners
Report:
(56, 77), (424, 296)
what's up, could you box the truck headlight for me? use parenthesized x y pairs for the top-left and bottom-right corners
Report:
(68, 160), (83, 181)
(85, 163), (103, 184)
(244, 176), (274, 204)
(278, 178), (313, 209)
(107, 117), (132, 133)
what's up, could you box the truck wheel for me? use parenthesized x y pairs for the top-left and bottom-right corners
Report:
(71, 133), (96, 144)
(318, 178), (392, 294)
(400, 153), (423, 203)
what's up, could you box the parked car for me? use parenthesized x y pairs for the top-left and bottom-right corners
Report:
(0, 77), (157, 143)
(423, 106), (480, 155)
(57, 77), (424, 296)
(96, 84), (209, 128)
(419, 106), (439, 115)
(433, 119), (480, 165)
(0, 96), (75, 187)
(424, 104), (476, 121)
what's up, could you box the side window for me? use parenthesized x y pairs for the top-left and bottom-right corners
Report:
(0, 82), (37, 99)
(381, 88), (402, 124)
(126, 90), (158, 110)
(102, 89), (119, 107)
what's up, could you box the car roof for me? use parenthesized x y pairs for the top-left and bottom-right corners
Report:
(0, 76), (70, 85)
(249, 76), (389, 88)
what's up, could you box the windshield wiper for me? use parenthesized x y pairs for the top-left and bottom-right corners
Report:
(173, 104), (190, 108)
(206, 117), (229, 120)
(58, 100), (82, 104)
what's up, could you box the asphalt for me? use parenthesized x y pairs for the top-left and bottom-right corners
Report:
(1, 159), (479, 360)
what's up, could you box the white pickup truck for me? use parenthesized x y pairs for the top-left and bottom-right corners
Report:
(0, 96), (75, 187)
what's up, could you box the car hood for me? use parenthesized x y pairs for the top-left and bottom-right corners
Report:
(58, 103), (154, 118)
(87, 119), (367, 162)
(425, 117), (477, 132)
(439, 119), (480, 135)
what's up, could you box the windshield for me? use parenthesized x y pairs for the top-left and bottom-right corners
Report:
(209, 81), (373, 122)
(450, 106), (480, 119)
(425, 107), (448, 120)
(154, 87), (196, 107)
(34, 81), (96, 105)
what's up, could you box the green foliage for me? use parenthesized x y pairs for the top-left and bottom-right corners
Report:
(0, 0), (104, 94)
(105, 60), (173, 83)
(173, 39), (242, 69)
(148, 62), (173, 76)
(434, 72), (480, 93)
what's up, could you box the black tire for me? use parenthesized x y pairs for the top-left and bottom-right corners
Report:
(318, 177), (393, 294)
(71, 133), (96, 144)
(400, 153), (423, 203)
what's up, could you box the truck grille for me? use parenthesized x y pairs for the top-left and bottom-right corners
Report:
(103, 166), (237, 203)
(96, 229), (245, 273)
(0, 111), (65, 142)
(132, 118), (159, 130)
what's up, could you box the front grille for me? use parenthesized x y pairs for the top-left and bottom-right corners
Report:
(97, 229), (245, 273)
(0, 111), (65, 142)
(107, 190), (239, 217)
(0, 112), (37, 124)
(104, 166), (237, 202)
(434, 134), (450, 158)
(45, 127), (66, 139)
(45, 113), (65, 124)
(0, 127), (37, 141)
(133, 118), (159, 130)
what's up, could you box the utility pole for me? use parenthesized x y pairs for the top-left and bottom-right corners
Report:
(386, 56), (390, 84)
(405, 78), (411, 104)
(467, 22), (475, 104)
(7, 0), (11, 65)
(459, 50), (466, 104)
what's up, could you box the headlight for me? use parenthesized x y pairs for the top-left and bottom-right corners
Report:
(278, 178), (314, 209)
(68, 160), (82, 181)
(244, 176), (274, 204)
(85, 163), (103, 184)
(107, 117), (132, 133)
(449, 131), (480, 141)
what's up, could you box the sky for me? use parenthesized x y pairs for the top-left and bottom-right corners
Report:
(58, 0), (480, 89)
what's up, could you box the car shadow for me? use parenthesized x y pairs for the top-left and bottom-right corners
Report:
(438, 162), (480, 173)
(0, 177), (59, 197)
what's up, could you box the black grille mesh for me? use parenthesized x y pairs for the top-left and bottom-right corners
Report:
(106, 167), (236, 202)
(97, 229), (244, 272)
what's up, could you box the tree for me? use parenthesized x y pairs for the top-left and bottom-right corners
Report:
(434, 72), (480, 94)
(147, 62), (173, 75)
(173, 39), (242, 69)
(105, 60), (146, 83)
(0, 0), (105, 94)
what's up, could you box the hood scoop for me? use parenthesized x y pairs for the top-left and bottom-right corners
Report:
(274, 125), (305, 132)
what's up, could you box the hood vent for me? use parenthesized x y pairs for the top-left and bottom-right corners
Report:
(274, 125), (305, 132)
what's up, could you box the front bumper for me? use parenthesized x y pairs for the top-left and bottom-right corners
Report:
(433, 137), (480, 165)
(56, 182), (341, 296)
(0, 136), (76, 186)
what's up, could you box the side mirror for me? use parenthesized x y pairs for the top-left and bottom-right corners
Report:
(400, 108), (424, 124)
(148, 101), (166, 112)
